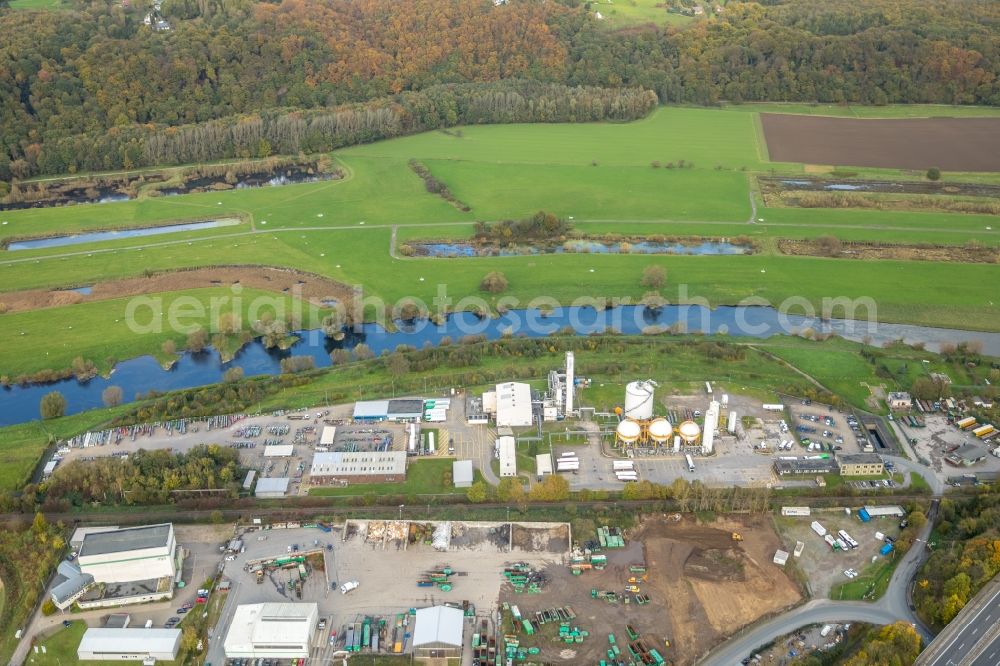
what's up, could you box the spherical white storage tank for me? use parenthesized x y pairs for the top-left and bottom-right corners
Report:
(616, 419), (642, 444)
(648, 418), (673, 444)
(624, 381), (655, 420)
(678, 420), (701, 444)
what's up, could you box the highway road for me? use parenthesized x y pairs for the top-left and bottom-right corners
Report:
(915, 576), (1000, 666)
(700, 500), (938, 665)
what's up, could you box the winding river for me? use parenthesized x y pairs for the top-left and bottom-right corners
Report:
(2, 304), (998, 427)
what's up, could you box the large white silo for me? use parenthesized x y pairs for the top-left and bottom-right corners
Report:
(624, 380), (656, 420)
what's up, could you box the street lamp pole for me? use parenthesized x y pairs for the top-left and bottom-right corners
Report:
(399, 504), (405, 520)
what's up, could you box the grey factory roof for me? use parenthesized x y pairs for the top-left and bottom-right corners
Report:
(79, 524), (172, 557)
(387, 399), (425, 415)
(51, 560), (94, 605)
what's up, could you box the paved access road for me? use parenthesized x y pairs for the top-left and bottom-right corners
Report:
(701, 500), (938, 665)
(915, 576), (1000, 666)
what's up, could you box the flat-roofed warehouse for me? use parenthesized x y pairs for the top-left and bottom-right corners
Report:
(309, 451), (407, 485)
(452, 460), (474, 488)
(78, 628), (181, 661)
(78, 523), (176, 584)
(224, 603), (318, 659)
(352, 398), (425, 422)
(773, 459), (838, 476)
(412, 605), (464, 658)
(254, 477), (290, 498)
(494, 382), (533, 427)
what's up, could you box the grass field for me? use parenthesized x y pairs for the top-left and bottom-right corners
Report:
(2, 105), (1000, 379)
(829, 555), (901, 601)
(588, 0), (696, 29)
(8, 0), (66, 8)
(0, 287), (326, 378)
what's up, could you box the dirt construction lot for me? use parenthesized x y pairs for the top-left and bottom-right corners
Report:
(761, 114), (1000, 172)
(501, 516), (801, 666)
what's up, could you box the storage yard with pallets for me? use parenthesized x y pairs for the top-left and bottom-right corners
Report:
(497, 515), (801, 665)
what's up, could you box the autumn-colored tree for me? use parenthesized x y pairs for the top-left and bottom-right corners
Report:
(640, 265), (667, 289)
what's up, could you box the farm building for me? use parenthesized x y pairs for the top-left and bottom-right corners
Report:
(78, 524), (176, 585)
(78, 628), (181, 661)
(412, 606), (464, 659)
(887, 392), (912, 410)
(223, 603), (318, 659)
(497, 436), (517, 477)
(263, 444), (293, 458)
(254, 477), (289, 498)
(837, 453), (885, 476)
(487, 382), (533, 427)
(773, 459), (838, 476)
(452, 460), (474, 488)
(536, 453), (553, 477)
(309, 451), (407, 485)
(946, 443), (987, 467)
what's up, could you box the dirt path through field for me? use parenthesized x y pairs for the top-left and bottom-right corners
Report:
(0, 266), (353, 314)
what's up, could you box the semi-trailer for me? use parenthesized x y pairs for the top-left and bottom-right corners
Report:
(810, 521), (827, 537)
(613, 460), (635, 470)
(973, 424), (995, 438)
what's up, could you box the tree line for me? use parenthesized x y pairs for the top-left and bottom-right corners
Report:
(912, 490), (1000, 627)
(4, 0), (1000, 180)
(34, 445), (243, 510)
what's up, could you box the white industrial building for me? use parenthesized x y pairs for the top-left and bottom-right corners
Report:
(489, 382), (533, 427)
(77, 628), (181, 661)
(497, 436), (517, 477)
(224, 603), (318, 659)
(309, 451), (407, 484)
(254, 477), (290, 498)
(50, 560), (95, 610)
(536, 453), (553, 477)
(320, 426), (336, 446)
(70, 526), (119, 550)
(452, 460), (474, 488)
(412, 605), (464, 658)
(78, 524), (176, 584)
(263, 444), (293, 457)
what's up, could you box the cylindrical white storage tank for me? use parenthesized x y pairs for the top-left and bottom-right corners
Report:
(678, 420), (701, 445)
(616, 419), (642, 444)
(648, 418), (673, 444)
(624, 381), (655, 420)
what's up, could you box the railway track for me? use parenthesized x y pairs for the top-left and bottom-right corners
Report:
(0, 493), (946, 526)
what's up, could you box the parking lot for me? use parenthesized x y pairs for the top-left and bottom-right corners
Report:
(774, 511), (903, 598)
(206, 521), (567, 666)
(786, 401), (863, 455)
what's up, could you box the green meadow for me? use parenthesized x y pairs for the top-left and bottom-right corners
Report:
(2, 104), (1000, 378)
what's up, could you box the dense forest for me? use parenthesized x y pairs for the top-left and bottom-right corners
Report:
(912, 490), (1000, 627)
(36, 445), (243, 508)
(2, 0), (998, 179)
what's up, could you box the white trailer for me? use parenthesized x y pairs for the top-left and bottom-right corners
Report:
(727, 411), (738, 434)
(427, 431), (435, 453)
(705, 382), (713, 394)
(559, 452), (578, 458)
(685, 454), (695, 472)
(615, 473), (638, 481)
(762, 403), (785, 412)
(810, 521), (827, 537)
(824, 534), (837, 549)
(613, 460), (635, 470)
(781, 506), (811, 517)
